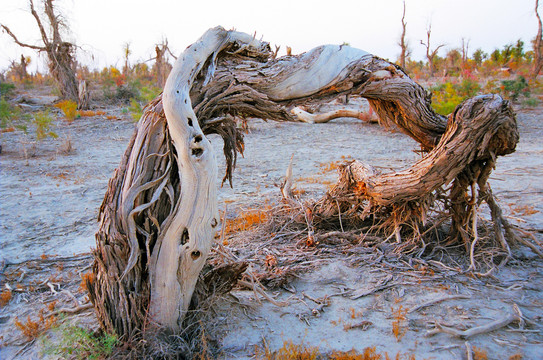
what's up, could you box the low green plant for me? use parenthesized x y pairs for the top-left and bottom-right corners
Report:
(32, 110), (58, 140)
(127, 84), (161, 120)
(522, 97), (539, 108)
(45, 324), (117, 360)
(128, 98), (143, 120)
(0, 98), (16, 129)
(431, 78), (481, 115)
(431, 82), (464, 115)
(501, 76), (529, 101)
(0, 82), (16, 98)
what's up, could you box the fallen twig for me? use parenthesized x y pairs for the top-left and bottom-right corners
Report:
(343, 320), (373, 331)
(51, 302), (93, 317)
(427, 306), (522, 338)
(408, 294), (471, 314)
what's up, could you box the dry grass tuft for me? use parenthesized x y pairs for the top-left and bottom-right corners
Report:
(0, 289), (12, 307)
(472, 346), (488, 360)
(257, 339), (319, 360)
(391, 305), (407, 342)
(14, 311), (56, 340)
(224, 207), (271, 234)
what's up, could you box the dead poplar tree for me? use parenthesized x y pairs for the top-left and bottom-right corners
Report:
(420, 23), (444, 77)
(88, 27), (522, 344)
(461, 38), (470, 70)
(533, 0), (543, 78)
(1, 0), (79, 102)
(153, 39), (175, 88)
(122, 42), (131, 76)
(398, 0), (410, 69)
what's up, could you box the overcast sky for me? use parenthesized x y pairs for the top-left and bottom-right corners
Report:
(0, 0), (538, 73)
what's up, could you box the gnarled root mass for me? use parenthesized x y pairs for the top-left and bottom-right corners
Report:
(306, 95), (524, 269)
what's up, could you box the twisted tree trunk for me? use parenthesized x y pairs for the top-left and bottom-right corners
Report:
(88, 26), (519, 340)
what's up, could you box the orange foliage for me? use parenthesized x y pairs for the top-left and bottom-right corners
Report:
(331, 346), (382, 360)
(265, 254), (277, 268)
(0, 289), (12, 307)
(472, 346), (488, 360)
(14, 311), (56, 340)
(54, 100), (78, 122)
(78, 110), (106, 117)
(79, 271), (95, 293)
(224, 207), (270, 233)
(509, 204), (539, 216)
(391, 305), (407, 341)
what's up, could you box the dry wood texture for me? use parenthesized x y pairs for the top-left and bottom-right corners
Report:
(88, 26), (519, 339)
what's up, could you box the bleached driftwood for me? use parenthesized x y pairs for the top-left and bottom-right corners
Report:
(427, 305), (522, 339)
(290, 106), (374, 124)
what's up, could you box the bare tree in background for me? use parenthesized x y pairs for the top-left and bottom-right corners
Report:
(461, 38), (470, 70)
(398, 0), (410, 69)
(533, 0), (543, 78)
(420, 23), (444, 77)
(10, 55), (30, 81)
(122, 42), (131, 76)
(153, 39), (175, 88)
(1, 0), (79, 102)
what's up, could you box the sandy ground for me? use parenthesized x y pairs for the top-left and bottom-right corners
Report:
(0, 92), (542, 359)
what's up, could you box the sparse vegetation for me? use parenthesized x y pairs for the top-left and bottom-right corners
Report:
(258, 341), (419, 360)
(32, 110), (57, 140)
(44, 324), (118, 360)
(14, 311), (56, 340)
(391, 305), (407, 342)
(55, 99), (78, 122)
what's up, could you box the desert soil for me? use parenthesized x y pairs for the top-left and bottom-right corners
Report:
(0, 90), (542, 359)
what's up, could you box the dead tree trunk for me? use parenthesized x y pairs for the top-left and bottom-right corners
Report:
(89, 26), (520, 340)
(1, 0), (79, 102)
(420, 23), (444, 77)
(398, 0), (409, 69)
(533, 0), (543, 79)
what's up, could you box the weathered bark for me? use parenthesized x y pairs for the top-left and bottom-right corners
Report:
(291, 106), (376, 124)
(89, 26), (520, 340)
(77, 80), (89, 110)
(315, 95), (517, 235)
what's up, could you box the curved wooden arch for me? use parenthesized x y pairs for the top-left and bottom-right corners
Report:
(88, 27), (519, 338)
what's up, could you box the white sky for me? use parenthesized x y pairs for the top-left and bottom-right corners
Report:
(0, 0), (538, 73)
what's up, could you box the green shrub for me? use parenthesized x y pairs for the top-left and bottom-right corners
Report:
(128, 98), (143, 120)
(431, 79), (482, 115)
(32, 110), (58, 140)
(522, 97), (539, 108)
(431, 82), (464, 115)
(501, 76), (530, 101)
(0, 82), (16, 99)
(44, 325), (117, 360)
